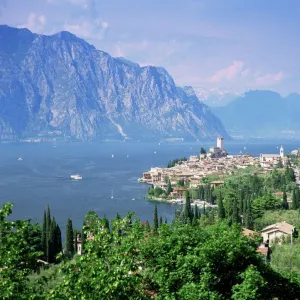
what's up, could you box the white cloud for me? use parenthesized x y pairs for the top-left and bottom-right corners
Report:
(18, 12), (46, 33)
(209, 61), (245, 82)
(255, 71), (286, 86)
(64, 18), (108, 40)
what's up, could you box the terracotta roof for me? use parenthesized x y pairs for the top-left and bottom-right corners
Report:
(242, 228), (259, 237)
(173, 187), (187, 191)
(261, 221), (294, 234)
(257, 247), (268, 256)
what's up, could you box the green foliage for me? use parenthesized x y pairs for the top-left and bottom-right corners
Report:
(167, 157), (187, 168)
(271, 244), (300, 284)
(148, 186), (165, 198)
(282, 190), (289, 209)
(153, 204), (158, 233)
(0, 203), (43, 298)
(48, 220), (300, 299)
(217, 196), (225, 220)
(65, 218), (74, 256)
(166, 179), (172, 195)
(254, 210), (300, 231)
(183, 191), (193, 223)
(200, 147), (207, 154)
(232, 265), (266, 300)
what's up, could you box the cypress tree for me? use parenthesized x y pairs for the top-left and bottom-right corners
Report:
(232, 198), (240, 224)
(164, 217), (168, 224)
(46, 206), (51, 262)
(103, 216), (110, 231)
(49, 217), (58, 263)
(74, 230), (78, 255)
(145, 220), (150, 231)
(166, 180), (172, 196)
(66, 218), (74, 255)
(153, 204), (158, 233)
(56, 224), (62, 254)
(217, 197), (225, 220)
(116, 212), (121, 220)
(245, 199), (253, 229)
(239, 190), (243, 215)
(81, 223), (86, 255)
(46, 205), (51, 237)
(159, 216), (163, 227)
(41, 210), (47, 259)
(194, 204), (199, 219)
(292, 189), (297, 210)
(184, 191), (192, 223)
(282, 191), (289, 210)
(296, 188), (300, 209)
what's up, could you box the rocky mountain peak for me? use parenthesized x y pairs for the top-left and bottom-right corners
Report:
(0, 25), (229, 141)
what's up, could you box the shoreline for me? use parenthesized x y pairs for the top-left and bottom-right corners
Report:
(147, 196), (216, 208)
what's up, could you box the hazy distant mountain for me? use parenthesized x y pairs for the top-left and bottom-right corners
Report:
(192, 86), (241, 107)
(212, 90), (300, 138)
(0, 25), (228, 141)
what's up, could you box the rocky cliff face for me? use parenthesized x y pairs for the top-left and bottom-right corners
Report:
(0, 25), (228, 141)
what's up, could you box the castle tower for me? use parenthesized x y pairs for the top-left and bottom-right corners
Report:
(280, 146), (284, 158)
(217, 137), (224, 150)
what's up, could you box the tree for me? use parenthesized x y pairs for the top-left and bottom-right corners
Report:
(50, 219), (300, 299)
(66, 218), (74, 255)
(291, 189), (298, 210)
(200, 147), (207, 154)
(74, 230), (78, 255)
(232, 265), (266, 300)
(159, 216), (163, 227)
(194, 204), (199, 219)
(166, 179), (172, 196)
(56, 223), (62, 254)
(41, 210), (47, 259)
(153, 204), (158, 233)
(282, 191), (289, 210)
(217, 197), (225, 220)
(0, 203), (43, 298)
(277, 158), (284, 168)
(183, 191), (193, 223)
(232, 198), (240, 224)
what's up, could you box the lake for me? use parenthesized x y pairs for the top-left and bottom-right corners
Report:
(0, 139), (299, 234)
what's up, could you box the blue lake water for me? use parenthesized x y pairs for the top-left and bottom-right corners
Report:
(0, 139), (299, 235)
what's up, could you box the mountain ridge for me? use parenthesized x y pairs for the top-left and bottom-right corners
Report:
(0, 25), (228, 141)
(212, 90), (300, 138)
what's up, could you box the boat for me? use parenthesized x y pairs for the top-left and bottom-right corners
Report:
(70, 174), (82, 180)
(111, 190), (114, 199)
(112, 154), (114, 158)
(18, 157), (23, 161)
(154, 151), (156, 154)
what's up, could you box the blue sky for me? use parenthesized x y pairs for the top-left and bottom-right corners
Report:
(0, 0), (299, 95)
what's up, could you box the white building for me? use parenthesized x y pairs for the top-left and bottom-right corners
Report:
(260, 146), (286, 165)
(217, 137), (224, 150)
(261, 221), (294, 244)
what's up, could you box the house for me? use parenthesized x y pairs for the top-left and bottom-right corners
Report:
(171, 187), (187, 199)
(210, 180), (224, 187)
(261, 221), (294, 244)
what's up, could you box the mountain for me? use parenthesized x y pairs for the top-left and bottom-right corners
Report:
(192, 86), (241, 107)
(0, 25), (228, 141)
(212, 90), (300, 138)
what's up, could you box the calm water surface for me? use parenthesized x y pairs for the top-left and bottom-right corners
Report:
(0, 140), (299, 233)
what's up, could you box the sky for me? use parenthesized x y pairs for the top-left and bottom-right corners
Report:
(0, 0), (300, 95)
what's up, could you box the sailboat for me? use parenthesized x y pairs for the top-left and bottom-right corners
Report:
(111, 154), (114, 158)
(111, 190), (114, 199)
